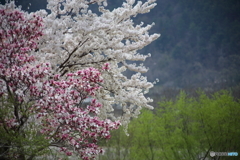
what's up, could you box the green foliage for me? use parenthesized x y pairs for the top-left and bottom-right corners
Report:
(156, 90), (240, 160)
(128, 109), (159, 160)
(98, 126), (130, 160)
(0, 97), (50, 159)
(99, 90), (240, 160)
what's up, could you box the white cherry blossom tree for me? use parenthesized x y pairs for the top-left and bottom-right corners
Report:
(36, 0), (160, 128)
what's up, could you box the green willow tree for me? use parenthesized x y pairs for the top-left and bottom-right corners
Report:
(158, 90), (240, 160)
(99, 90), (240, 160)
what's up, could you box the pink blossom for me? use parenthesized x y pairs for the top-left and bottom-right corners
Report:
(102, 63), (110, 70)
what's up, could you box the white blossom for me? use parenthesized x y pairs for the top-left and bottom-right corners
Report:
(35, 0), (160, 126)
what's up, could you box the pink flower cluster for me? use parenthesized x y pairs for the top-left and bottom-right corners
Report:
(0, 9), (43, 68)
(102, 63), (110, 71)
(0, 8), (120, 160)
(0, 8), (45, 99)
(34, 68), (120, 159)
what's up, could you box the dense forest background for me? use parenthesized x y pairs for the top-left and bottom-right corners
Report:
(142, 0), (240, 90)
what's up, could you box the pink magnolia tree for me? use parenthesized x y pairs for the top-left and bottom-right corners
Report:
(0, 3), (119, 160)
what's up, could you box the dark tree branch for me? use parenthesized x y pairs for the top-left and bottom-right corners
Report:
(59, 38), (90, 71)
(62, 57), (112, 69)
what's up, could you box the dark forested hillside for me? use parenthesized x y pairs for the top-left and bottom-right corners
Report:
(140, 0), (240, 90)
(1, 0), (240, 90)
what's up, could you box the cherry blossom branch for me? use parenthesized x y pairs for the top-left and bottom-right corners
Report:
(59, 38), (90, 71)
